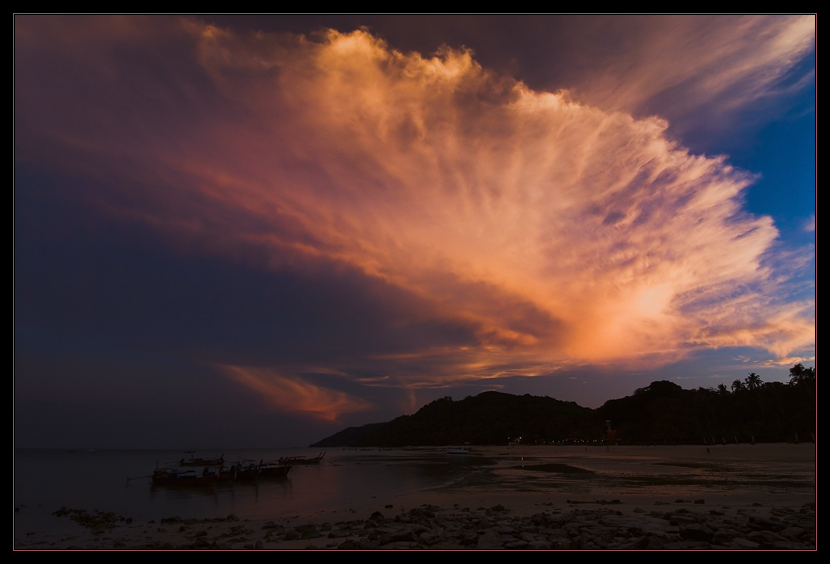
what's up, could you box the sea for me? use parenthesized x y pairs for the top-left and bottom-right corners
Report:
(15, 443), (816, 542)
(14, 447), (494, 538)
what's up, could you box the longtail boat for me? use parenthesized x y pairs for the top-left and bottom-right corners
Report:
(258, 461), (292, 478)
(179, 453), (224, 467)
(152, 467), (220, 486)
(278, 452), (325, 465)
(228, 460), (261, 481)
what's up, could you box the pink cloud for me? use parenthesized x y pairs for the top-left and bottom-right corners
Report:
(225, 366), (373, 421)
(559, 15), (815, 129)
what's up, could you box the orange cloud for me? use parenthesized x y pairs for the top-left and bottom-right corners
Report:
(225, 366), (373, 421)
(15, 18), (814, 388)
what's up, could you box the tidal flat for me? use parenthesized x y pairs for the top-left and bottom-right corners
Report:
(14, 443), (815, 549)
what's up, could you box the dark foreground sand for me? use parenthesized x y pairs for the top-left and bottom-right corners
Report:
(15, 444), (816, 550)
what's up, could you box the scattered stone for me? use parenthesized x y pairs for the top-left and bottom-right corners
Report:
(34, 500), (817, 550)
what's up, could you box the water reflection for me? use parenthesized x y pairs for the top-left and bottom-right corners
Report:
(15, 444), (815, 538)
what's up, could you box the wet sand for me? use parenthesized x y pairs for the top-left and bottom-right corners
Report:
(15, 443), (816, 550)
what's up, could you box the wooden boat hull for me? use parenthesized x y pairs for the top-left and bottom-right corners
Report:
(152, 468), (219, 486)
(259, 463), (292, 478)
(179, 454), (224, 466)
(226, 462), (261, 481)
(278, 453), (325, 465)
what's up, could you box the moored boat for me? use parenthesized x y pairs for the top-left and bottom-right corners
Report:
(278, 452), (325, 465)
(227, 460), (261, 481)
(258, 461), (292, 478)
(152, 467), (220, 486)
(180, 453), (225, 466)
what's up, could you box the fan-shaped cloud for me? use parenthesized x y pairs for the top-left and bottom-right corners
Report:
(14, 17), (814, 407)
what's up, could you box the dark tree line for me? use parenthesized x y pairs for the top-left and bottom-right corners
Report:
(312, 364), (815, 447)
(596, 364), (815, 445)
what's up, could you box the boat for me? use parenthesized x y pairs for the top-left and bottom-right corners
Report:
(278, 452), (325, 465)
(179, 453), (224, 467)
(258, 461), (292, 478)
(447, 448), (470, 454)
(227, 460), (261, 481)
(152, 467), (220, 486)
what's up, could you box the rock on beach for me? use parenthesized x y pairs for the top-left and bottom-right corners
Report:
(18, 500), (815, 550)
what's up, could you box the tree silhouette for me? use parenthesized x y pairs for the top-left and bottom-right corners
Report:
(313, 363), (816, 447)
(789, 363), (816, 387)
(745, 372), (762, 391)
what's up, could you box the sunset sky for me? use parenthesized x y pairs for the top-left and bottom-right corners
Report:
(14, 15), (815, 448)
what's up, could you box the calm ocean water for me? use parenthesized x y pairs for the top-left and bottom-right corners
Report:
(15, 443), (816, 540)
(14, 447), (491, 536)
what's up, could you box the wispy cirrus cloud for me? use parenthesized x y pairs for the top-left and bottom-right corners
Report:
(556, 15), (815, 131)
(15, 17), (814, 412)
(225, 366), (374, 421)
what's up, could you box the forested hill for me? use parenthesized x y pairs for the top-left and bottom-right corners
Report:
(311, 364), (815, 447)
(312, 391), (596, 448)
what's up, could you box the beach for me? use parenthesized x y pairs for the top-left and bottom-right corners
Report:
(14, 443), (816, 550)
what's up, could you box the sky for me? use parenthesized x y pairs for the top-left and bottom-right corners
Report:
(14, 15), (815, 449)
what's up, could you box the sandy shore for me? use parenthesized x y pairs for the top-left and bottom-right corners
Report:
(15, 496), (815, 550)
(15, 444), (816, 550)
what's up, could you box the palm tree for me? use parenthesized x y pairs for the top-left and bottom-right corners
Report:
(788, 363), (815, 387)
(745, 372), (762, 391)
